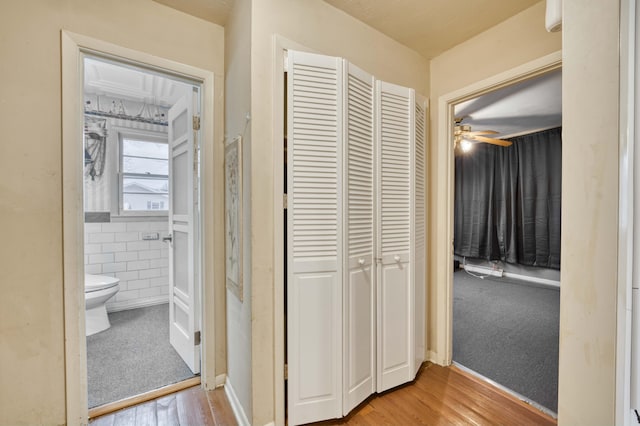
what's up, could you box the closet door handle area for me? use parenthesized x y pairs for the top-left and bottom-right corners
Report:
(394, 255), (401, 263)
(162, 234), (173, 243)
(358, 258), (365, 266)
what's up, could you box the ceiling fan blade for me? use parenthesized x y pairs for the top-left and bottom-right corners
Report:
(469, 135), (513, 147)
(464, 130), (499, 136)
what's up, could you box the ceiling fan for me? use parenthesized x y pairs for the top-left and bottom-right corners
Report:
(454, 117), (512, 152)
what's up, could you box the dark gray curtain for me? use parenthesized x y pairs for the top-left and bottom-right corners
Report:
(454, 127), (562, 269)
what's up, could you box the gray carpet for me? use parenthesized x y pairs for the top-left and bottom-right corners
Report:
(453, 270), (560, 412)
(86, 303), (195, 408)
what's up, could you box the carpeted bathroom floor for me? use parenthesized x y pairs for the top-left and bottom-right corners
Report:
(86, 303), (195, 408)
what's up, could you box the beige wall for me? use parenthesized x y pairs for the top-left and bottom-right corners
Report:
(558, 0), (620, 423)
(224, 0), (253, 418)
(428, 1), (561, 362)
(249, 1), (429, 423)
(0, 1), (224, 424)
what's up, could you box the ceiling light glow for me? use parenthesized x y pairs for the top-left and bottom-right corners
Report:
(461, 139), (473, 153)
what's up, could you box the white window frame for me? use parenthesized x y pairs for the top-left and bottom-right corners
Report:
(112, 128), (169, 218)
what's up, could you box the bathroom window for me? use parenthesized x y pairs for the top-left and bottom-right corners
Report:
(119, 136), (169, 215)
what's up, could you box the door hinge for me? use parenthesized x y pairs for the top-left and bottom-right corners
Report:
(194, 330), (201, 346)
(284, 363), (288, 380)
(283, 193), (288, 209)
(193, 115), (201, 131)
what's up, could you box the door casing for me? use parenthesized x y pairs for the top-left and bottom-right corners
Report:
(61, 30), (217, 425)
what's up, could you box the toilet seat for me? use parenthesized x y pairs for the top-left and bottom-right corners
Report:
(85, 274), (120, 293)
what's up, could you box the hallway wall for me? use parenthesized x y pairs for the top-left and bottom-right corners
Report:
(224, 0), (253, 420)
(0, 1), (224, 424)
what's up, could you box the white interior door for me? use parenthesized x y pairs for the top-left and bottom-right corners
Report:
(168, 93), (200, 374)
(376, 81), (415, 392)
(413, 95), (427, 374)
(287, 50), (344, 425)
(343, 61), (376, 414)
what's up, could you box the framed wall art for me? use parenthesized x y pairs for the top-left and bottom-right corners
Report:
(225, 135), (243, 301)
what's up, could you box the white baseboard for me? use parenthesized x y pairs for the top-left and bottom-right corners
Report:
(502, 271), (560, 288)
(427, 350), (441, 365)
(106, 295), (168, 312)
(225, 377), (250, 426)
(215, 373), (227, 388)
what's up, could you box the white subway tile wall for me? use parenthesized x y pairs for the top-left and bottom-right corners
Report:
(84, 220), (170, 310)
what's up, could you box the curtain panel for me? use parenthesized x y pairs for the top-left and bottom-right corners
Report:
(454, 127), (562, 269)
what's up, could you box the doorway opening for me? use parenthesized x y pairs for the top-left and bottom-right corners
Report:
(450, 67), (562, 415)
(82, 55), (203, 411)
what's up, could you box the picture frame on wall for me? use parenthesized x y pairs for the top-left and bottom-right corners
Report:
(225, 135), (243, 301)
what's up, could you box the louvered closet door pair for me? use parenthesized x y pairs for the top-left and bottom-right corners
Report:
(286, 50), (427, 426)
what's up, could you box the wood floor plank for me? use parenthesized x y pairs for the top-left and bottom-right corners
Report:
(176, 385), (216, 425)
(88, 414), (115, 426)
(413, 366), (502, 424)
(134, 400), (157, 426)
(112, 405), (137, 426)
(156, 393), (179, 426)
(311, 363), (556, 426)
(424, 364), (555, 425)
(207, 388), (238, 426)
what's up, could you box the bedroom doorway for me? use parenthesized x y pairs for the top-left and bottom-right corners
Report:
(443, 59), (562, 416)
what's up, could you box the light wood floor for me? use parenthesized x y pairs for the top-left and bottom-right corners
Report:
(313, 363), (556, 425)
(90, 363), (556, 426)
(89, 386), (237, 426)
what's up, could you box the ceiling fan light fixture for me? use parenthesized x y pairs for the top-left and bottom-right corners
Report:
(460, 139), (473, 153)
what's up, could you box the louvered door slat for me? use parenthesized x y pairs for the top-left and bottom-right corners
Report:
(376, 81), (415, 393)
(343, 62), (376, 415)
(414, 95), (427, 373)
(287, 50), (343, 426)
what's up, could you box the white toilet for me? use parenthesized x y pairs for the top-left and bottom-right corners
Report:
(85, 274), (120, 336)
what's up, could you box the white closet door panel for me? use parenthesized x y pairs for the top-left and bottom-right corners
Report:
(413, 95), (427, 374)
(379, 262), (410, 389)
(343, 62), (376, 414)
(376, 81), (415, 392)
(287, 50), (343, 426)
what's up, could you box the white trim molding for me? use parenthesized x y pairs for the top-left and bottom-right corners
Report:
(106, 295), (169, 313)
(215, 373), (227, 388)
(224, 377), (251, 426)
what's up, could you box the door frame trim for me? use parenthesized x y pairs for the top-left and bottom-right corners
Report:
(61, 30), (217, 425)
(433, 50), (562, 366)
(273, 35), (319, 426)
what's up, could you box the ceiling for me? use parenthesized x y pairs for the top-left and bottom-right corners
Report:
(152, 0), (539, 60)
(454, 68), (562, 139)
(84, 58), (192, 107)
(153, 0), (234, 26)
(324, 0), (539, 59)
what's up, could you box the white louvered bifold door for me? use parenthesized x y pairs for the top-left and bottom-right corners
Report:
(343, 62), (376, 415)
(413, 94), (427, 375)
(375, 81), (415, 392)
(287, 50), (344, 425)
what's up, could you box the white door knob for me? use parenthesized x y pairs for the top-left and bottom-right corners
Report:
(394, 255), (401, 262)
(358, 258), (365, 266)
